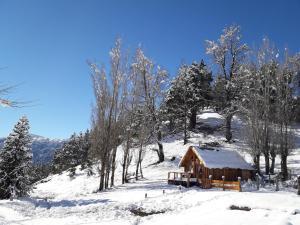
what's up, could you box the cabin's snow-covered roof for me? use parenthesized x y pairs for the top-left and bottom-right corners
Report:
(180, 146), (254, 170)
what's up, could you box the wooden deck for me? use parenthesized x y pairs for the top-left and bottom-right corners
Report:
(168, 172), (241, 191)
(167, 172), (198, 187)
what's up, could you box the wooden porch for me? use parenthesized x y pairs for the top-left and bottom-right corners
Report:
(167, 171), (199, 187)
(168, 171), (241, 191)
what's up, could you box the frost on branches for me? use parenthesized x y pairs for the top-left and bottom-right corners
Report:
(206, 25), (249, 142)
(163, 60), (212, 144)
(0, 116), (32, 199)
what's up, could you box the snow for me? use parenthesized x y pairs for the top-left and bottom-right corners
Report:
(190, 146), (254, 170)
(0, 111), (300, 225)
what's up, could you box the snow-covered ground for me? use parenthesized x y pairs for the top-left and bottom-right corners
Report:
(0, 111), (300, 225)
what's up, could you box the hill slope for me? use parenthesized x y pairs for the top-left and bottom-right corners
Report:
(0, 111), (299, 225)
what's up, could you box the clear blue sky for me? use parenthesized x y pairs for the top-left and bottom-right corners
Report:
(0, 0), (299, 139)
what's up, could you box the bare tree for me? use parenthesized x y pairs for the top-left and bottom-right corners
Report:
(274, 49), (298, 180)
(89, 39), (127, 191)
(131, 47), (168, 162)
(256, 38), (278, 175)
(240, 63), (263, 173)
(241, 38), (299, 177)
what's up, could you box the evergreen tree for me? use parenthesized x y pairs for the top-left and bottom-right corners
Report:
(0, 116), (32, 199)
(188, 60), (213, 128)
(164, 61), (212, 143)
(52, 131), (91, 174)
(79, 130), (92, 170)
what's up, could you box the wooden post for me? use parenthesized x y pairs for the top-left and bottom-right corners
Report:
(238, 177), (242, 192)
(297, 176), (300, 195)
(187, 173), (190, 188)
(256, 173), (260, 190)
(222, 176), (225, 191)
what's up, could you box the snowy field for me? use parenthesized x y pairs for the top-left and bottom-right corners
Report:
(0, 111), (300, 225)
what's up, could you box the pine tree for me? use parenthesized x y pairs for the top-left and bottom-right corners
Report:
(79, 130), (92, 170)
(52, 131), (91, 174)
(187, 60), (213, 128)
(0, 116), (32, 199)
(164, 60), (212, 143)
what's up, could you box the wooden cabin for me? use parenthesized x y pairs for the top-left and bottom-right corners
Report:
(168, 146), (255, 189)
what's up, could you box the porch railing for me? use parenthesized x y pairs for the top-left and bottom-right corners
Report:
(168, 172), (241, 191)
(167, 171), (195, 187)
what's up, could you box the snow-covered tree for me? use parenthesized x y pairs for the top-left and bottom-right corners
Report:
(164, 60), (212, 143)
(186, 60), (213, 129)
(0, 116), (32, 199)
(166, 65), (191, 144)
(206, 25), (249, 142)
(131, 47), (168, 162)
(274, 50), (298, 180)
(241, 38), (299, 178)
(52, 130), (91, 174)
(90, 38), (128, 190)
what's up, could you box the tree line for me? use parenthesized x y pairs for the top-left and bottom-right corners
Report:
(88, 24), (300, 191)
(205, 26), (299, 180)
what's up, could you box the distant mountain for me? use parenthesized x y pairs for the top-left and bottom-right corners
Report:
(0, 134), (65, 164)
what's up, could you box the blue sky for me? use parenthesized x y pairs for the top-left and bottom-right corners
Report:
(0, 0), (299, 139)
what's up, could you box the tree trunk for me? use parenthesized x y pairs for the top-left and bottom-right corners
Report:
(225, 114), (233, 142)
(125, 162), (129, 183)
(270, 146), (276, 174)
(139, 159), (143, 179)
(270, 155), (275, 174)
(254, 154), (261, 175)
(136, 144), (143, 180)
(157, 130), (164, 162)
(280, 124), (289, 181)
(262, 118), (270, 175)
(189, 108), (197, 130)
(122, 151), (128, 184)
(105, 167), (110, 189)
(264, 152), (270, 175)
(110, 147), (117, 187)
(281, 154), (288, 181)
(99, 163), (105, 191)
(184, 116), (188, 145)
